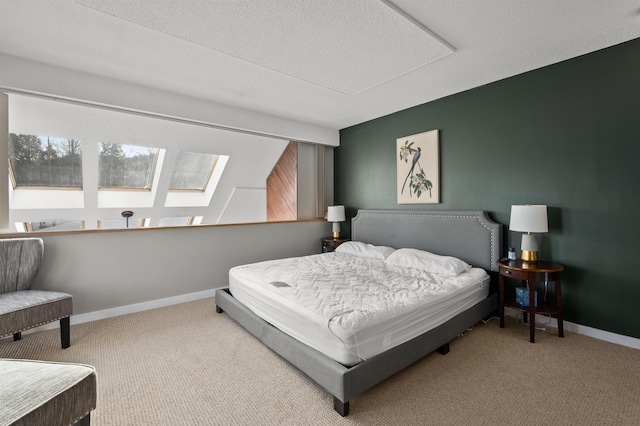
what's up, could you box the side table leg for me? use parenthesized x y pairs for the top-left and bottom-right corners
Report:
(556, 278), (564, 338)
(528, 278), (535, 343)
(499, 275), (505, 328)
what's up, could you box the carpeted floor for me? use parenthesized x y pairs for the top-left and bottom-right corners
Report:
(1, 298), (639, 425)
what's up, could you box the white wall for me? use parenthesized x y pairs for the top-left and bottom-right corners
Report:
(33, 220), (330, 315)
(0, 94), (7, 229)
(0, 53), (339, 146)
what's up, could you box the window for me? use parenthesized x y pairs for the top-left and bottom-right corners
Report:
(2, 93), (324, 234)
(98, 218), (147, 229)
(158, 216), (195, 227)
(9, 133), (82, 188)
(18, 220), (85, 232)
(99, 143), (159, 190)
(169, 151), (218, 191)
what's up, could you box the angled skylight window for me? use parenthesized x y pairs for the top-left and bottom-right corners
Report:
(169, 151), (218, 191)
(9, 133), (83, 188)
(16, 220), (85, 232)
(164, 155), (229, 208)
(98, 143), (159, 190)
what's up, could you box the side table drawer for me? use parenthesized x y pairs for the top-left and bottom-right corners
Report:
(499, 266), (529, 280)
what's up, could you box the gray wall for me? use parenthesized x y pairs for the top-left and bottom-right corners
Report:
(33, 220), (329, 315)
(337, 38), (640, 339)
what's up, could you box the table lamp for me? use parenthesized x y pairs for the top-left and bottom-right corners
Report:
(327, 205), (346, 239)
(509, 205), (548, 262)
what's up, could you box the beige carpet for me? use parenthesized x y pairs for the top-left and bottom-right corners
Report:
(1, 298), (639, 425)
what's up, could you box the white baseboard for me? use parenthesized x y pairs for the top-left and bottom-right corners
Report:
(71, 289), (217, 325)
(504, 307), (640, 350)
(12, 289), (216, 336)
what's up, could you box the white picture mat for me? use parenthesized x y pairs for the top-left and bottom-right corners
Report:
(396, 129), (439, 204)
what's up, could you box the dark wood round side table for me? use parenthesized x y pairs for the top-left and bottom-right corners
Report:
(497, 259), (564, 343)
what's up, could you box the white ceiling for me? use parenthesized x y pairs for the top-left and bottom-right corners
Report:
(1, 0), (639, 131)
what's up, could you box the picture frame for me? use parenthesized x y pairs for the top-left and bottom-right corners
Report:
(396, 129), (439, 204)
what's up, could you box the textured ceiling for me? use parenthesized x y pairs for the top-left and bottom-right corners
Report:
(76, 0), (454, 95)
(1, 0), (639, 130)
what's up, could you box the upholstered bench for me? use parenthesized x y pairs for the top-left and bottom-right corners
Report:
(0, 358), (97, 426)
(0, 291), (73, 348)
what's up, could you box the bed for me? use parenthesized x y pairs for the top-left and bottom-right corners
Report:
(215, 209), (502, 416)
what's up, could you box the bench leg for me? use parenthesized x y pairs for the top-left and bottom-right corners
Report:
(61, 317), (71, 349)
(13, 332), (21, 341)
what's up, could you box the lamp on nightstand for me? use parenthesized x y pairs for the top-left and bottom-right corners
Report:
(327, 205), (346, 239)
(509, 204), (548, 262)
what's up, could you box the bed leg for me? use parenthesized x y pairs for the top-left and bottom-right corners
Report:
(333, 398), (349, 416)
(216, 305), (223, 313)
(438, 342), (450, 355)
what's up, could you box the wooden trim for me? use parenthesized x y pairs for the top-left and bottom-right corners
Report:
(0, 218), (325, 238)
(267, 141), (297, 221)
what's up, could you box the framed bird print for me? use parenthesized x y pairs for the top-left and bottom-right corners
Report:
(396, 129), (439, 204)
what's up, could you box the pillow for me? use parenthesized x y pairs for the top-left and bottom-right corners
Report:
(384, 248), (471, 276)
(335, 241), (396, 261)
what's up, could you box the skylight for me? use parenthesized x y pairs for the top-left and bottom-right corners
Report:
(98, 143), (159, 190)
(9, 133), (82, 188)
(169, 151), (218, 191)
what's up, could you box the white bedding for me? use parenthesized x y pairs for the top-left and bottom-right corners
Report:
(229, 251), (490, 366)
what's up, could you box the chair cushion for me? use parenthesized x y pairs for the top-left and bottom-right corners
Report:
(0, 358), (96, 426)
(0, 291), (73, 337)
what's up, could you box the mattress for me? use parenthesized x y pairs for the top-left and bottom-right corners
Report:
(229, 251), (490, 366)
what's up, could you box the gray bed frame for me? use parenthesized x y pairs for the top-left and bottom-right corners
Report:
(215, 210), (502, 416)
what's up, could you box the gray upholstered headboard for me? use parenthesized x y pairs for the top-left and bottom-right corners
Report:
(351, 210), (502, 272)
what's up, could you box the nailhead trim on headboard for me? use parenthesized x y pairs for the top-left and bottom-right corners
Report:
(351, 210), (502, 272)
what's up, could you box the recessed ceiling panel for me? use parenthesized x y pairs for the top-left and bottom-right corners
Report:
(76, 0), (453, 95)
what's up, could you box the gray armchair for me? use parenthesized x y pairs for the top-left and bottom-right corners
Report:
(0, 238), (73, 349)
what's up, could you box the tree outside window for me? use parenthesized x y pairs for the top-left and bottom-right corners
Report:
(98, 143), (159, 190)
(9, 133), (82, 188)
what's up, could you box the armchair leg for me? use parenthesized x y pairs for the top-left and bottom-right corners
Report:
(61, 317), (71, 349)
(13, 332), (21, 341)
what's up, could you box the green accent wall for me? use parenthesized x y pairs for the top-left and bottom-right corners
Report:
(336, 38), (640, 339)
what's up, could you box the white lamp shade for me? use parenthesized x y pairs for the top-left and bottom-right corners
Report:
(509, 205), (548, 233)
(327, 205), (346, 222)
